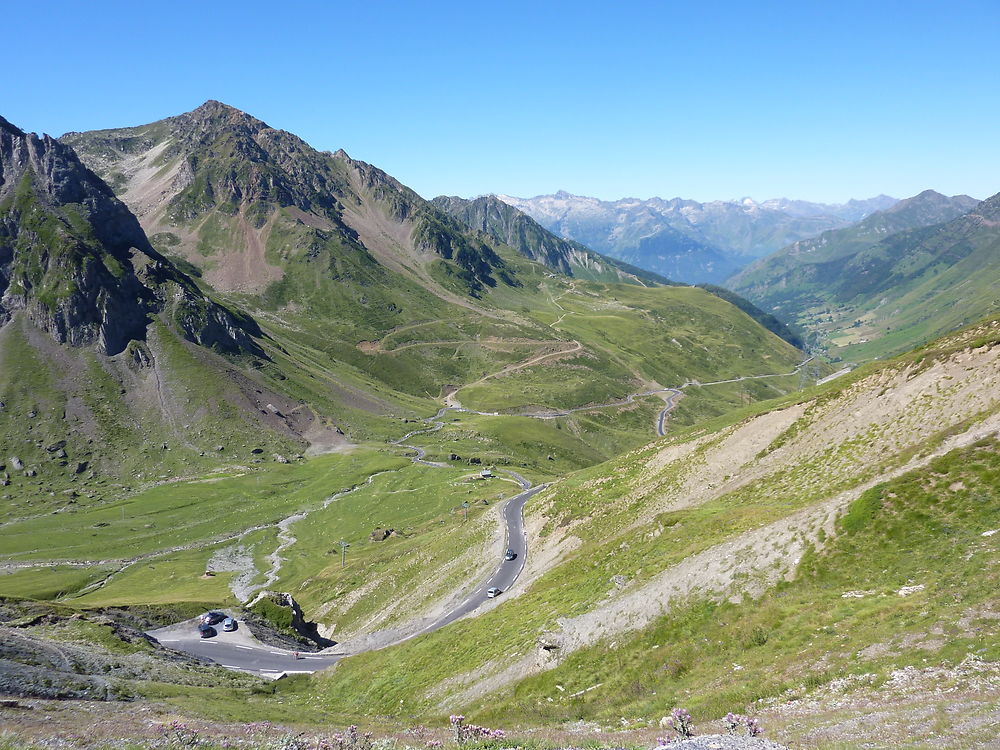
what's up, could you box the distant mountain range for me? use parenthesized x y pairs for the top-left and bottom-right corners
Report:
(496, 191), (898, 284)
(728, 189), (993, 359)
(431, 194), (676, 286)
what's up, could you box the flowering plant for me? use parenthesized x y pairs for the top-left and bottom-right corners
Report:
(666, 708), (693, 739)
(724, 712), (763, 737)
(157, 720), (203, 747)
(448, 715), (506, 744)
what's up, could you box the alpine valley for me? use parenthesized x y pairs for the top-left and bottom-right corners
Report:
(1, 101), (998, 750)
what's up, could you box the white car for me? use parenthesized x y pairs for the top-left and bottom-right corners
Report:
(486, 587), (502, 598)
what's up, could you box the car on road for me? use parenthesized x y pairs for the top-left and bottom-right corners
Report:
(486, 587), (502, 598)
(222, 617), (237, 632)
(198, 624), (216, 639)
(504, 548), (516, 561)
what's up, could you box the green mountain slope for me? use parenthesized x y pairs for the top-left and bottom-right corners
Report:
(0, 115), (346, 508)
(62, 100), (517, 300)
(0, 107), (813, 636)
(60, 102), (805, 432)
(727, 189), (982, 356)
(308, 314), (1000, 743)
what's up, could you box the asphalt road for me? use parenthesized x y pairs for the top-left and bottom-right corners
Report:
(150, 622), (344, 676)
(401, 480), (545, 638)
(148, 357), (814, 677)
(147, 476), (545, 677)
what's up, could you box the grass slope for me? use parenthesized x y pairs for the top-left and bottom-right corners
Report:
(283, 315), (1000, 731)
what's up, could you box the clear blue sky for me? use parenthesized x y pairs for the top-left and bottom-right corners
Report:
(6, 0), (998, 203)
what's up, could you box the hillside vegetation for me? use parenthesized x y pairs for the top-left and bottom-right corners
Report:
(728, 190), (987, 360)
(295, 315), (1000, 745)
(1, 106), (809, 632)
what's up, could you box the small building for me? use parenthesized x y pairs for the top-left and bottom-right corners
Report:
(480, 468), (493, 478)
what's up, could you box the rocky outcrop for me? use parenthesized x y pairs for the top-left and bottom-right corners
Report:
(64, 101), (521, 298)
(0, 115), (264, 357)
(245, 591), (336, 649)
(434, 194), (577, 274)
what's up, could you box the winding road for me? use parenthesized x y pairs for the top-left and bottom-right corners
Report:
(147, 470), (543, 677)
(146, 354), (815, 677)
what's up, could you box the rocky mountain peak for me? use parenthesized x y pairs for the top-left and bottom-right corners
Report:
(0, 116), (26, 137)
(187, 99), (268, 130)
(0, 115), (265, 357)
(881, 189), (978, 222)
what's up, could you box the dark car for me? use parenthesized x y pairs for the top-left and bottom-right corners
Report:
(504, 548), (516, 561)
(198, 624), (216, 639)
(200, 611), (226, 626)
(222, 617), (237, 632)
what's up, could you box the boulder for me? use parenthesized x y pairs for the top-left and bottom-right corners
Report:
(9, 457), (23, 470)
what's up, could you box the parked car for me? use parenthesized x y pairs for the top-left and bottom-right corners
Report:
(222, 617), (237, 632)
(200, 611), (226, 626)
(504, 548), (516, 561)
(198, 624), (216, 639)
(486, 587), (502, 598)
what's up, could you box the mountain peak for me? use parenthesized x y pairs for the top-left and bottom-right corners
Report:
(884, 189), (977, 218)
(192, 99), (244, 116)
(0, 115), (25, 137)
(184, 100), (270, 132)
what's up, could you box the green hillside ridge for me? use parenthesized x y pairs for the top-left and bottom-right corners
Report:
(2, 313), (998, 750)
(57, 102), (806, 437)
(1, 107), (815, 646)
(727, 189), (983, 357)
(288, 314), (1000, 737)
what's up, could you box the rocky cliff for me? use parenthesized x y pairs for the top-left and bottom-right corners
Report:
(0, 115), (263, 357)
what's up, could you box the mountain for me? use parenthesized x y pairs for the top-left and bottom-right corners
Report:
(0, 104), (812, 642)
(63, 100), (517, 301)
(299, 312), (1000, 740)
(759, 194), (898, 221)
(0, 115), (263, 358)
(431, 194), (677, 285)
(728, 189), (984, 357)
(696, 284), (805, 349)
(496, 191), (897, 284)
(0, 113), (344, 504)
(432, 195), (805, 350)
(62, 102), (807, 423)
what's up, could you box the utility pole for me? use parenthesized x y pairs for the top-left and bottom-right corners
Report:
(340, 540), (350, 568)
(462, 501), (470, 523)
